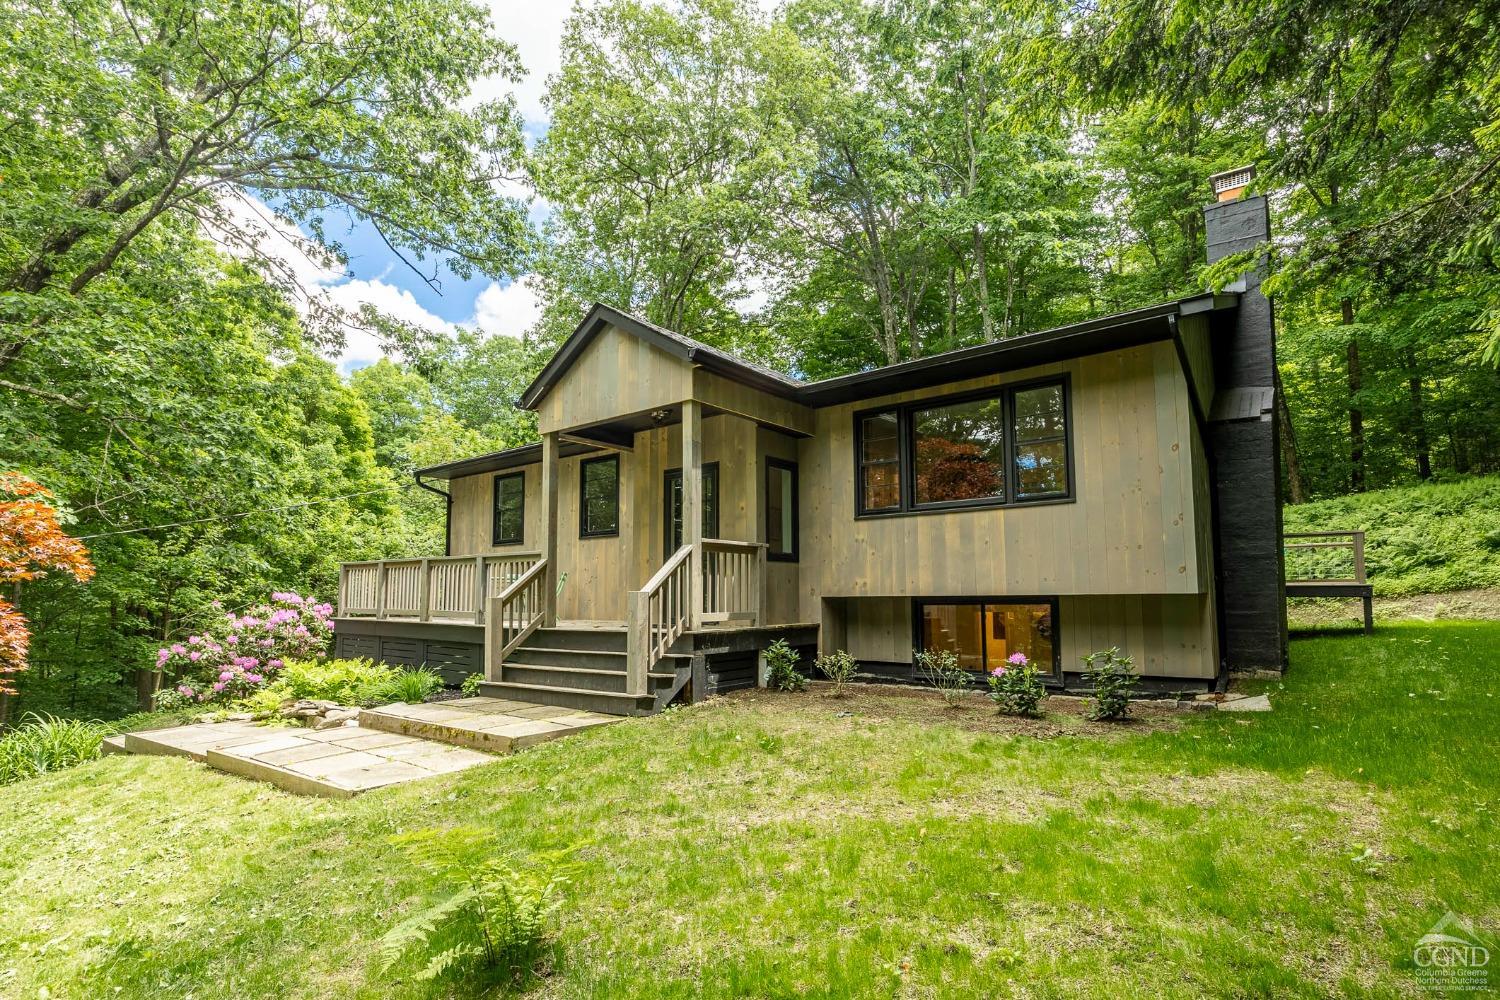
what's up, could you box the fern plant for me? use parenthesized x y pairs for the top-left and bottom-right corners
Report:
(380, 827), (577, 987)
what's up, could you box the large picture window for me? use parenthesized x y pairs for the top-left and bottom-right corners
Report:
(855, 377), (1071, 516)
(491, 471), (525, 546)
(916, 599), (1058, 677)
(579, 455), (620, 537)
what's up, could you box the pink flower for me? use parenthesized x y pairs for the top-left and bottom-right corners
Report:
(212, 681), (225, 692)
(268, 659), (283, 669)
(170, 643), (186, 655)
(1007, 652), (1029, 666)
(226, 635), (238, 645)
(189, 651), (201, 662)
(990, 666), (1006, 677)
(177, 685), (195, 697)
(189, 635), (201, 645)
(219, 670), (233, 681)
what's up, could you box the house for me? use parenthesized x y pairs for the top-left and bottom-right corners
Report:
(334, 170), (1289, 715)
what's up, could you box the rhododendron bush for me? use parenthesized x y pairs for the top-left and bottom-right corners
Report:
(154, 592), (334, 705)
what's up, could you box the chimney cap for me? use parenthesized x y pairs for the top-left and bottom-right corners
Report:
(1209, 165), (1256, 202)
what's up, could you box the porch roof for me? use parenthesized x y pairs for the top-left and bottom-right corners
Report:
(414, 439), (601, 481)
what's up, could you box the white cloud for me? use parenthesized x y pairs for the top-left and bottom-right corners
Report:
(471, 277), (541, 338)
(473, 3), (578, 124)
(211, 192), (455, 373)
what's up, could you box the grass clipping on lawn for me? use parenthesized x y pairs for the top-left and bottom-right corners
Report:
(2, 622), (1497, 998)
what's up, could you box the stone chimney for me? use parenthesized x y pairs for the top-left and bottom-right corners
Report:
(1203, 166), (1289, 675)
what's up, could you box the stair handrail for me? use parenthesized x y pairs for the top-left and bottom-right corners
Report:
(625, 544), (693, 698)
(700, 538), (767, 626)
(487, 557), (548, 679)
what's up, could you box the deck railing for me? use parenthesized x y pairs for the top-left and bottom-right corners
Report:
(337, 553), (541, 624)
(1284, 531), (1367, 584)
(487, 558), (549, 676)
(625, 544), (694, 697)
(701, 538), (766, 625)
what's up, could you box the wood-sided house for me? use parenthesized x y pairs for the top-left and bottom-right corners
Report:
(335, 174), (1289, 715)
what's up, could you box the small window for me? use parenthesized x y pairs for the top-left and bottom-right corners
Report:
(1011, 382), (1069, 499)
(665, 463), (719, 557)
(492, 472), (525, 545)
(766, 458), (798, 561)
(858, 410), (901, 512)
(579, 455), (619, 537)
(917, 600), (1058, 676)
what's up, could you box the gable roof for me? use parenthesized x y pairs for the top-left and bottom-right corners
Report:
(518, 303), (803, 410)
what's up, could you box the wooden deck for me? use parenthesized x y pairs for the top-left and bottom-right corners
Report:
(1285, 531), (1373, 632)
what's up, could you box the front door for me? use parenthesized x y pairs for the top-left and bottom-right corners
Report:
(664, 463), (720, 558)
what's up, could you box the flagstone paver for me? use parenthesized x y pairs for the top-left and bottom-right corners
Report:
(117, 696), (617, 797)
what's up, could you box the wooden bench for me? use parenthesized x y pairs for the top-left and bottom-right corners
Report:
(1284, 531), (1373, 633)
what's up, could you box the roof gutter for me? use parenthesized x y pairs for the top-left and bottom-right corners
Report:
(414, 471), (453, 557)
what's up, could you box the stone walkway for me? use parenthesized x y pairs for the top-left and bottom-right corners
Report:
(118, 697), (618, 798)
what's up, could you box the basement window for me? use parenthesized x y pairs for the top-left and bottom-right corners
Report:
(916, 599), (1059, 677)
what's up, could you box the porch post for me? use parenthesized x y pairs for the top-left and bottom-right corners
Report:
(682, 399), (703, 630)
(540, 431), (561, 627)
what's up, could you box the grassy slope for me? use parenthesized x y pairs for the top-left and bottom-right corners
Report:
(3, 623), (1497, 999)
(1285, 474), (1500, 596)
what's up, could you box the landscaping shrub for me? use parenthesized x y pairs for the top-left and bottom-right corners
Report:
(763, 639), (806, 692)
(1081, 647), (1137, 720)
(813, 649), (858, 697)
(279, 657), (398, 706)
(0, 713), (107, 784)
(916, 648), (973, 707)
(461, 672), (484, 697)
(378, 668), (443, 705)
(153, 591), (334, 706)
(380, 826), (577, 988)
(987, 652), (1047, 717)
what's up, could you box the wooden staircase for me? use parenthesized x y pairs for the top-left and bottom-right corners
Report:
(478, 626), (692, 717)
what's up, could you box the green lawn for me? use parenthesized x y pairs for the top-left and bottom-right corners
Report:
(2, 623), (1496, 999)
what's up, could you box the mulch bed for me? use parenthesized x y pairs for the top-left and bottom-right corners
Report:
(724, 681), (1183, 738)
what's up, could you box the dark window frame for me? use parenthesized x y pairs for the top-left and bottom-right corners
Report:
(911, 596), (1063, 684)
(663, 461), (720, 558)
(578, 454), (621, 538)
(853, 375), (1074, 518)
(491, 471), (526, 546)
(764, 457), (800, 562)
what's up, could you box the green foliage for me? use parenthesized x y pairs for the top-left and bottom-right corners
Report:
(380, 668), (443, 706)
(1284, 474), (1500, 595)
(916, 648), (974, 708)
(0, 713), (106, 784)
(1081, 648), (1137, 721)
(461, 672), (484, 697)
(987, 655), (1049, 718)
(763, 639), (806, 692)
(380, 827), (576, 987)
(812, 649), (858, 697)
(279, 658), (398, 708)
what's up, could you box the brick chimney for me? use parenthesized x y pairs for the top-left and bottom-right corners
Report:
(1203, 166), (1289, 675)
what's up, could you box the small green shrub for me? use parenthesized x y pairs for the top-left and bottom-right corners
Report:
(377, 668), (443, 705)
(238, 681), (294, 717)
(813, 649), (858, 697)
(1082, 647), (1138, 720)
(987, 652), (1048, 717)
(280, 657), (398, 706)
(763, 639), (806, 692)
(0, 713), (108, 785)
(916, 648), (974, 708)
(461, 672), (484, 697)
(379, 826), (577, 987)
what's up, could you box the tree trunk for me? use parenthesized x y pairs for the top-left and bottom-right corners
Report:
(1343, 297), (1365, 492)
(1406, 350), (1432, 480)
(973, 225), (992, 341)
(1274, 367), (1306, 504)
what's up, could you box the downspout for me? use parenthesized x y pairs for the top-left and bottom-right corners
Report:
(1168, 314), (1230, 692)
(414, 472), (453, 557)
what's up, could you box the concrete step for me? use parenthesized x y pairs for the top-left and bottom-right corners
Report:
(476, 680), (658, 717)
(360, 696), (619, 750)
